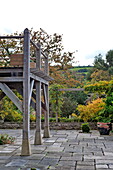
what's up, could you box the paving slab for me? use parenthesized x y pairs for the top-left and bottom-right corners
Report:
(0, 129), (113, 169)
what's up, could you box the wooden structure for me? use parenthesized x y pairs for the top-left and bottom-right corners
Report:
(0, 28), (53, 155)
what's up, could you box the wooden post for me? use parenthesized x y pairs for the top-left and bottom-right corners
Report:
(36, 43), (41, 70)
(43, 84), (50, 138)
(44, 53), (49, 74)
(34, 81), (42, 144)
(43, 54), (50, 138)
(21, 28), (31, 156)
(34, 43), (42, 144)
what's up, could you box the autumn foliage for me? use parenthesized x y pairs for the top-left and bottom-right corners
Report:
(77, 98), (105, 122)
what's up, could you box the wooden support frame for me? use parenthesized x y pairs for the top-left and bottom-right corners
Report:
(42, 84), (50, 138)
(34, 81), (42, 145)
(0, 83), (22, 112)
(29, 79), (34, 105)
(21, 28), (31, 156)
(0, 28), (52, 156)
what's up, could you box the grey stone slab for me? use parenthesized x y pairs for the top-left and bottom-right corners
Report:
(25, 165), (49, 170)
(49, 166), (75, 170)
(46, 152), (72, 157)
(58, 160), (76, 166)
(96, 164), (108, 168)
(76, 165), (95, 170)
(5, 159), (28, 167)
(109, 165), (113, 168)
(45, 146), (64, 152)
(16, 153), (46, 160)
(39, 157), (59, 166)
(84, 155), (103, 160)
(25, 159), (41, 166)
(104, 152), (113, 156)
(77, 160), (94, 166)
(56, 138), (68, 142)
(0, 166), (19, 170)
(60, 155), (82, 161)
(52, 143), (62, 146)
(96, 159), (113, 164)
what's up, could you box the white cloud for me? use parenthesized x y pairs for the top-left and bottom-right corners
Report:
(1, 0), (113, 65)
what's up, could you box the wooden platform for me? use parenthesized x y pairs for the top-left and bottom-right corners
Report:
(0, 67), (53, 84)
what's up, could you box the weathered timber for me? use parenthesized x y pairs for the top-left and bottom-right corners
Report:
(44, 54), (49, 74)
(36, 43), (41, 70)
(0, 68), (23, 73)
(0, 36), (24, 39)
(0, 83), (22, 112)
(30, 40), (47, 59)
(30, 73), (49, 85)
(21, 28), (31, 156)
(31, 91), (47, 110)
(10, 54), (24, 67)
(34, 81), (42, 144)
(0, 28), (53, 156)
(43, 84), (50, 138)
(29, 79), (34, 105)
(0, 77), (24, 82)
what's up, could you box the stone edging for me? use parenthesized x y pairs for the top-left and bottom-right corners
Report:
(0, 122), (97, 130)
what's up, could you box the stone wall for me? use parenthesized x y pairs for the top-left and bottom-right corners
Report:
(0, 122), (97, 130)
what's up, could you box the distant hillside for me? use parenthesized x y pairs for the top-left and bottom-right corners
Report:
(70, 66), (93, 74)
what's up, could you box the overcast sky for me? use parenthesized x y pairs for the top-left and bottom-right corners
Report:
(1, 0), (113, 66)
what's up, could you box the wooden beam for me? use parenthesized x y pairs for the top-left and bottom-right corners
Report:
(30, 73), (48, 85)
(0, 77), (24, 82)
(0, 83), (22, 112)
(30, 40), (47, 59)
(29, 80), (34, 105)
(31, 91), (47, 111)
(0, 36), (24, 39)
(30, 39), (39, 50)
(0, 68), (23, 73)
(42, 84), (48, 110)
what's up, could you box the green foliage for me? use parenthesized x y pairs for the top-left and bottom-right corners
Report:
(61, 97), (77, 117)
(97, 93), (113, 122)
(4, 111), (22, 122)
(106, 50), (113, 67)
(49, 84), (65, 122)
(0, 134), (15, 145)
(81, 123), (90, 133)
(0, 91), (23, 122)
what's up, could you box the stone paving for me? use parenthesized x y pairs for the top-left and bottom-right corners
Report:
(0, 129), (113, 169)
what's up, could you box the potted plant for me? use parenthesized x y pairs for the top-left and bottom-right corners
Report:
(81, 123), (90, 133)
(97, 117), (112, 135)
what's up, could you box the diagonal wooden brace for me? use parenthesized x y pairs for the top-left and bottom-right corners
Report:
(0, 83), (22, 112)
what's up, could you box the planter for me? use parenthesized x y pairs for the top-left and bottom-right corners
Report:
(97, 122), (112, 135)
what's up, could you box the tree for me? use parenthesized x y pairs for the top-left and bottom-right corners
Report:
(106, 50), (113, 67)
(49, 84), (64, 122)
(0, 28), (76, 68)
(77, 98), (105, 122)
(49, 66), (81, 87)
(61, 97), (77, 117)
(93, 54), (108, 71)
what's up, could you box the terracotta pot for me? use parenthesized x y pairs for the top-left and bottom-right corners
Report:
(97, 122), (112, 135)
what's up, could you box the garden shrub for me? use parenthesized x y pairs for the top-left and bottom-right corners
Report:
(81, 123), (90, 133)
(0, 134), (15, 145)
